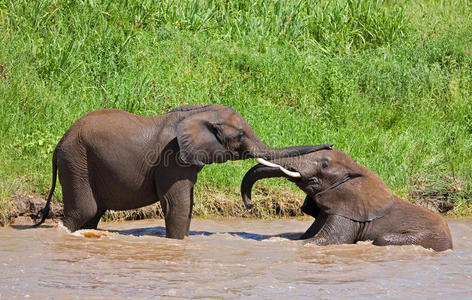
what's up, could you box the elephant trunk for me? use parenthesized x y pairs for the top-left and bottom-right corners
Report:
(241, 164), (291, 209)
(244, 135), (332, 161)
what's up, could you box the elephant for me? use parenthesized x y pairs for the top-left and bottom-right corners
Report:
(241, 149), (453, 251)
(33, 105), (331, 239)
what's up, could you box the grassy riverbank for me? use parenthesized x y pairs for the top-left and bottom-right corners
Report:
(0, 0), (471, 221)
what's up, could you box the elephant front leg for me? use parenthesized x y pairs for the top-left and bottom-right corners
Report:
(158, 181), (195, 239)
(302, 213), (359, 246)
(299, 212), (327, 240)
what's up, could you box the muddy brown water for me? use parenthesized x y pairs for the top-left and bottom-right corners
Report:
(1, 218), (471, 299)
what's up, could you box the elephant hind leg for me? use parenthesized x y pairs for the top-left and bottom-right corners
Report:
(373, 232), (419, 247)
(62, 194), (99, 232)
(81, 209), (105, 229)
(62, 184), (99, 232)
(59, 160), (99, 232)
(373, 232), (453, 251)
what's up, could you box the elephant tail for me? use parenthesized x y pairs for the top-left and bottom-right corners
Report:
(32, 148), (58, 227)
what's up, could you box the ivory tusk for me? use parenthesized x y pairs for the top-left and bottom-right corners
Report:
(256, 158), (280, 168)
(278, 166), (302, 178)
(256, 158), (302, 178)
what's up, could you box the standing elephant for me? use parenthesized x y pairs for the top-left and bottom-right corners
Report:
(34, 105), (331, 238)
(241, 149), (453, 251)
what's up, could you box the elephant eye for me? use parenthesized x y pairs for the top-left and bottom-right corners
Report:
(321, 160), (329, 169)
(209, 124), (225, 145)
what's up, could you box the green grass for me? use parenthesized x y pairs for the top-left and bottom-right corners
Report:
(0, 0), (471, 218)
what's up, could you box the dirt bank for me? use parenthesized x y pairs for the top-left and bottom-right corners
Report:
(2, 187), (307, 226)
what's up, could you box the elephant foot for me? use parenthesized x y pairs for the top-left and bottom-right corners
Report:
(63, 208), (103, 232)
(80, 210), (105, 229)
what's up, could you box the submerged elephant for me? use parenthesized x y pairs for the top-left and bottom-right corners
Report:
(34, 105), (331, 238)
(241, 149), (453, 251)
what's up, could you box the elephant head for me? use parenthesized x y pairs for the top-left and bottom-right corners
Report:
(241, 149), (394, 222)
(170, 105), (333, 167)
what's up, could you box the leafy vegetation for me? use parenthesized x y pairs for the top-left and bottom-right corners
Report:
(0, 0), (471, 218)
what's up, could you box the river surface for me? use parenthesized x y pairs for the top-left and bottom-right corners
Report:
(1, 217), (471, 299)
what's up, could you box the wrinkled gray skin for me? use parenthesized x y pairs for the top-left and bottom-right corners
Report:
(241, 149), (453, 251)
(34, 105), (331, 239)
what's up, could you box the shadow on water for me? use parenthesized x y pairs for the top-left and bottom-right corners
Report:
(110, 226), (302, 241)
(10, 224), (56, 230)
(8, 223), (302, 240)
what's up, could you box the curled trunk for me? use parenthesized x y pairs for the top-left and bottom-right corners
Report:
(241, 164), (291, 209)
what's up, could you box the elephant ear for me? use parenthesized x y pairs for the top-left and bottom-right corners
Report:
(175, 110), (227, 167)
(314, 170), (394, 222)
